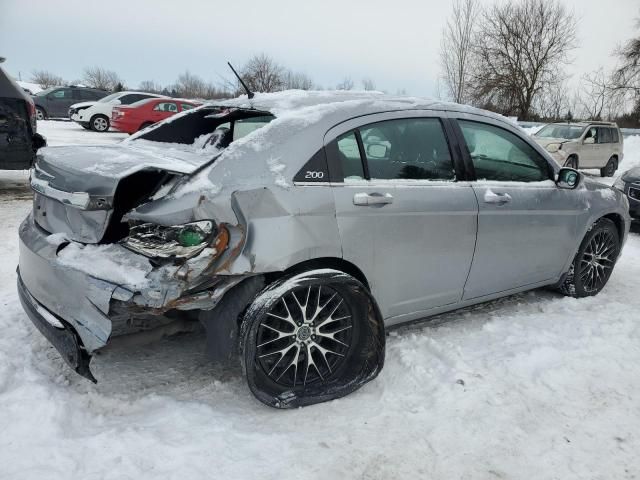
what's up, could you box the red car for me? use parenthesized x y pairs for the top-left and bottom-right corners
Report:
(111, 98), (200, 134)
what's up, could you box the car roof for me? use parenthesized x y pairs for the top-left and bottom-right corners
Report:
(550, 121), (618, 127)
(208, 90), (512, 126)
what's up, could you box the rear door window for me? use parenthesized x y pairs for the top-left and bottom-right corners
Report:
(597, 127), (612, 144)
(458, 120), (549, 182)
(360, 118), (454, 180)
(154, 102), (178, 113)
(119, 94), (149, 104)
(329, 131), (365, 180)
(611, 128), (620, 143)
(49, 88), (71, 100)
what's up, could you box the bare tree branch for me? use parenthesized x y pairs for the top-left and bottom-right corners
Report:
(439, 0), (480, 103)
(30, 70), (66, 89)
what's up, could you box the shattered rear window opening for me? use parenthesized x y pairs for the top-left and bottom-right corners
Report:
(131, 106), (275, 152)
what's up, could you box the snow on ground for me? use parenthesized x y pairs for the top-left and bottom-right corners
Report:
(38, 120), (128, 146)
(1, 122), (640, 479)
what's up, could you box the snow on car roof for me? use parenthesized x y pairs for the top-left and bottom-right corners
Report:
(210, 89), (502, 119)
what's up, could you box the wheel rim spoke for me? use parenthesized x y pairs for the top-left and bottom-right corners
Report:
(256, 284), (353, 388)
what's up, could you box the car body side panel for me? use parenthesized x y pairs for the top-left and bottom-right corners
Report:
(464, 182), (583, 299)
(332, 181), (478, 321)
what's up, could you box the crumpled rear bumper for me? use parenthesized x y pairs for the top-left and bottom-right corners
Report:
(18, 211), (249, 381)
(17, 274), (96, 382)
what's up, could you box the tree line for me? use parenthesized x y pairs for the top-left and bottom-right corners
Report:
(29, 56), (381, 100)
(439, 0), (640, 126)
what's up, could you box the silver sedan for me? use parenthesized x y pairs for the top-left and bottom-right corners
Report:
(17, 91), (630, 408)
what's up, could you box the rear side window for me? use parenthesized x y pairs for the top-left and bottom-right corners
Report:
(181, 103), (195, 111)
(597, 127), (612, 144)
(326, 117), (454, 181)
(458, 120), (549, 182)
(154, 102), (178, 113)
(120, 94), (149, 104)
(611, 128), (620, 143)
(360, 118), (454, 180)
(50, 89), (71, 99)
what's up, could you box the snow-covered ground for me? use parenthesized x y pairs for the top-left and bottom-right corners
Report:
(1, 121), (640, 479)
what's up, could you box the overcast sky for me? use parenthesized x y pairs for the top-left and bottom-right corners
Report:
(1, 0), (638, 96)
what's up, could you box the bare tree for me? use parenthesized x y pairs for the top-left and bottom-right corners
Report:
(240, 54), (285, 93)
(138, 80), (163, 94)
(336, 77), (354, 90)
(439, 0), (479, 103)
(82, 67), (123, 91)
(284, 70), (314, 90)
(469, 0), (576, 120)
(613, 15), (640, 94)
(173, 71), (207, 98)
(30, 70), (66, 89)
(534, 81), (570, 120)
(362, 78), (376, 91)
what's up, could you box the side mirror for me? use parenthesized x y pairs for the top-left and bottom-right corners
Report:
(366, 143), (388, 159)
(557, 167), (580, 189)
(583, 137), (595, 145)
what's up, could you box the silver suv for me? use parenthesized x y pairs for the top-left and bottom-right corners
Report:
(533, 121), (623, 177)
(17, 92), (630, 408)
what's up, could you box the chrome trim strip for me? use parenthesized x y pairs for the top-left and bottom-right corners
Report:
(30, 175), (90, 209)
(21, 283), (65, 329)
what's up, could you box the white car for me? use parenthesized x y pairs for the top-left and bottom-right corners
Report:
(69, 91), (164, 132)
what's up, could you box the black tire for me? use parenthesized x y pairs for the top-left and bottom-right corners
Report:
(564, 155), (578, 169)
(35, 107), (46, 121)
(600, 157), (617, 177)
(90, 114), (110, 132)
(558, 218), (620, 297)
(138, 122), (153, 132)
(240, 269), (385, 408)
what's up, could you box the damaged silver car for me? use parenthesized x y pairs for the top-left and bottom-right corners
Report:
(17, 91), (631, 408)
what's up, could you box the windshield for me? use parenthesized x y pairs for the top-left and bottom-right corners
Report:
(35, 87), (57, 96)
(98, 92), (122, 103)
(535, 124), (584, 139)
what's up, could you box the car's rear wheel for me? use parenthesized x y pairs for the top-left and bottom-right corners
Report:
(558, 218), (620, 297)
(35, 107), (46, 121)
(240, 269), (385, 408)
(600, 157), (617, 177)
(564, 155), (578, 169)
(90, 115), (109, 132)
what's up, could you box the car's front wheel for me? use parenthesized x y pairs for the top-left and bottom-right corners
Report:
(601, 157), (617, 177)
(90, 115), (110, 132)
(240, 269), (385, 408)
(558, 218), (620, 297)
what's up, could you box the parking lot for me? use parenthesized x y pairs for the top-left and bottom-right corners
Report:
(0, 121), (639, 479)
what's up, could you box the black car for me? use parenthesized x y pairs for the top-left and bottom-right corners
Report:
(0, 57), (46, 170)
(33, 85), (107, 119)
(614, 168), (640, 219)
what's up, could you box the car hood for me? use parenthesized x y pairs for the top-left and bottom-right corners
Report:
(532, 137), (570, 147)
(622, 167), (640, 184)
(70, 101), (96, 109)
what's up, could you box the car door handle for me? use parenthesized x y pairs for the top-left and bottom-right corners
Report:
(353, 192), (394, 206)
(484, 189), (512, 205)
